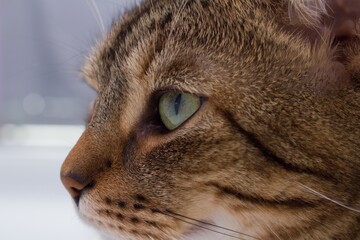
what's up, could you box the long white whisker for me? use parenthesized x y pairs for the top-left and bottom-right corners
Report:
(86, 0), (105, 35)
(167, 211), (260, 239)
(160, 211), (250, 240)
(6, 52), (85, 81)
(299, 183), (360, 213)
(157, 0), (189, 69)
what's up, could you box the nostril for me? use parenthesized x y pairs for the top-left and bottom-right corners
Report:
(61, 173), (87, 199)
(71, 188), (82, 206)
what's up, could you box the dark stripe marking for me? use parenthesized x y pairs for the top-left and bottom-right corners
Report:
(223, 111), (336, 182)
(208, 182), (317, 208)
(160, 12), (173, 29)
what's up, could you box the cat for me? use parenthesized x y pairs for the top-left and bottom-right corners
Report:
(60, 0), (360, 239)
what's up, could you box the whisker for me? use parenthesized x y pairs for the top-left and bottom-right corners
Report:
(299, 183), (360, 213)
(86, 0), (105, 34)
(159, 0), (189, 67)
(41, 39), (85, 55)
(166, 211), (261, 240)
(159, 211), (254, 240)
(261, 219), (283, 240)
(168, 0), (189, 38)
(96, 0), (124, 6)
(6, 52), (85, 81)
(157, 226), (179, 240)
(22, 35), (87, 55)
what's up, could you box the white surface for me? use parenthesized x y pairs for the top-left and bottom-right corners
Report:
(0, 126), (99, 240)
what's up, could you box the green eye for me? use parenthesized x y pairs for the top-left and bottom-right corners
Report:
(159, 92), (201, 130)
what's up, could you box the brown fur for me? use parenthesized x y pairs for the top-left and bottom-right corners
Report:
(61, 0), (360, 239)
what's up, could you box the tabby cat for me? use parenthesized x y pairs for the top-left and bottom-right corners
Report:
(60, 0), (360, 239)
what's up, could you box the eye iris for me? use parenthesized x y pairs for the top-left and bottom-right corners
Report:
(159, 92), (201, 131)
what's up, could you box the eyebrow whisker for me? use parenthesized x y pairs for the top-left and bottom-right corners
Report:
(86, 0), (105, 35)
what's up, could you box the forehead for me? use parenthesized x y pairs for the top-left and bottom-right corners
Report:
(83, 0), (310, 111)
(83, 0), (277, 91)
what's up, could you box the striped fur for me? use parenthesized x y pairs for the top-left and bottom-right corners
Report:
(61, 0), (360, 239)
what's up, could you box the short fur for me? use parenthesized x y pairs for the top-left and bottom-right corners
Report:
(61, 0), (360, 239)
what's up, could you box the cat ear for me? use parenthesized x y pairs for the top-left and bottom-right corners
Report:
(288, 0), (360, 36)
(288, 0), (360, 91)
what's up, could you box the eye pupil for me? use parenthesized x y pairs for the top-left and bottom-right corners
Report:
(159, 91), (201, 131)
(174, 94), (182, 115)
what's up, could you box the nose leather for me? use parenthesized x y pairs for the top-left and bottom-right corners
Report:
(60, 131), (110, 201)
(60, 172), (87, 198)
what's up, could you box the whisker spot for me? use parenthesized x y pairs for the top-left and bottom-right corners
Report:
(135, 194), (147, 202)
(118, 201), (127, 209)
(134, 203), (145, 210)
(151, 208), (161, 213)
(130, 217), (140, 224)
(105, 197), (112, 205)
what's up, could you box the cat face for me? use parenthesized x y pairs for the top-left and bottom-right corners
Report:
(61, 0), (360, 239)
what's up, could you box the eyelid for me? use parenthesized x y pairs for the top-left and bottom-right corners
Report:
(153, 87), (207, 100)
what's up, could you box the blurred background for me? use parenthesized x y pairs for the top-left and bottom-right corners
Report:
(0, 1), (138, 239)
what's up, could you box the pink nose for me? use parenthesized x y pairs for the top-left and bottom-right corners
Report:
(60, 172), (87, 199)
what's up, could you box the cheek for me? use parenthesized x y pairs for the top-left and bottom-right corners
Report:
(78, 176), (180, 239)
(100, 109), (237, 199)
(75, 102), (257, 237)
(128, 119), (247, 201)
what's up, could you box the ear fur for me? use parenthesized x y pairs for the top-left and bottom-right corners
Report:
(287, 0), (360, 91)
(288, 0), (328, 27)
(288, 0), (360, 33)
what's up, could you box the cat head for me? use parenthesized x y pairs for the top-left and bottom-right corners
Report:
(61, 0), (360, 239)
